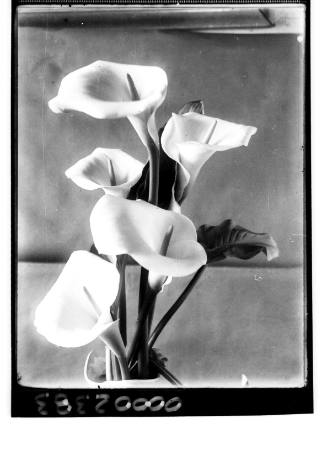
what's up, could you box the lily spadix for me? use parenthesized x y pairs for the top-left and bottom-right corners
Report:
(34, 251), (129, 378)
(48, 60), (168, 146)
(161, 111), (257, 201)
(65, 148), (143, 198)
(90, 195), (207, 280)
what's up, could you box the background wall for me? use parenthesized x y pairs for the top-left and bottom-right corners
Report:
(18, 263), (304, 388)
(16, 13), (306, 388)
(18, 23), (305, 267)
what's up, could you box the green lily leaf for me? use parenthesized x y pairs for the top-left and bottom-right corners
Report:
(178, 99), (205, 115)
(197, 219), (279, 264)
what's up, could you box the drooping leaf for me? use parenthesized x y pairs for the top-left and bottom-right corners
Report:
(197, 219), (279, 264)
(178, 99), (205, 115)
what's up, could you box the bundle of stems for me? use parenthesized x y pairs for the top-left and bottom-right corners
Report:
(104, 75), (205, 384)
(106, 132), (205, 384)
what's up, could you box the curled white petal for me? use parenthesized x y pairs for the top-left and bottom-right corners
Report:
(65, 148), (143, 197)
(48, 60), (167, 146)
(34, 251), (120, 347)
(262, 235), (279, 261)
(148, 272), (172, 293)
(90, 196), (207, 277)
(161, 112), (257, 198)
(100, 320), (126, 359)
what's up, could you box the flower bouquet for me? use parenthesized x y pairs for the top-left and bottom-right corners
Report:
(35, 60), (278, 387)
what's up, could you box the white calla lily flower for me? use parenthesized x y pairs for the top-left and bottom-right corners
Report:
(65, 148), (143, 197)
(34, 251), (122, 348)
(90, 195), (207, 278)
(161, 112), (257, 200)
(48, 60), (168, 146)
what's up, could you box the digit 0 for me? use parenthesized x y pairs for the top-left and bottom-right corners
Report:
(164, 397), (182, 413)
(115, 396), (131, 412)
(149, 396), (165, 412)
(132, 398), (148, 412)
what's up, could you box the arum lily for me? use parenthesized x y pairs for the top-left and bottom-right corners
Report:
(65, 148), (143, 198)
(48, 60), (168, 146)
(161, 111), (257, 201)
(34, 250), (121, 347)
(90, 195), (207, 279)
(35, 250), (130, 378)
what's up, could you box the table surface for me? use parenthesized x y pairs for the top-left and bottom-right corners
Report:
(17, 263), (305, 389)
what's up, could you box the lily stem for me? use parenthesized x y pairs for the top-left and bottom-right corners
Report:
(146, 135), (160, 206)
(147, 297), (157, 334)
(150, 358), (182, 386)
(118, 256), (127, 345)
(138, 330), (149, 378)
(109, 350), (115, 381)
(135, 133), (160, 378)
(105, 346), (112, 381)
(129, 357), (182, 386)
(130, 288), (156, 368)
(148, 265), (206, 350)
(136, 267), (150, 377)
(117, 355), (130, 380)
(113, 355), (121, 380)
